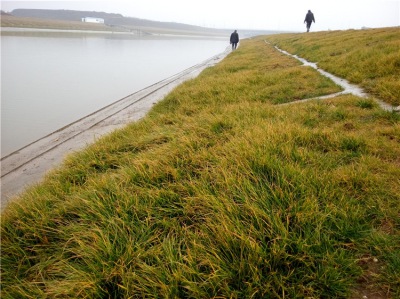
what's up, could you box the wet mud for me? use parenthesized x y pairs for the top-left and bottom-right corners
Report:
(1, 48), (230, 210)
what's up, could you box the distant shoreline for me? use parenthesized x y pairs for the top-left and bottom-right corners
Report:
(1, 26), (134, 34)
(1, 14), (283, 39)
(0, 14), (232, 38)
(0, 27), (228, 40)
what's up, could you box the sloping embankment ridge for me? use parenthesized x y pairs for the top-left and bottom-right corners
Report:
(1, 28), (399, 298)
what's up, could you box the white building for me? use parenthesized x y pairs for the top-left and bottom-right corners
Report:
(81, 17), (104, 24)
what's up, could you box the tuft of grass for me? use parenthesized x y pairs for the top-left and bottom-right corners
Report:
(2, 30), (400, 298)
(356, 99), (376, 109)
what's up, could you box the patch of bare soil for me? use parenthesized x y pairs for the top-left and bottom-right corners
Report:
(350, 255), (391, 299)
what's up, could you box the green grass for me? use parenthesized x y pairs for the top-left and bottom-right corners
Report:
(266, 27), (400, 106)
(2, 30), (400, 298)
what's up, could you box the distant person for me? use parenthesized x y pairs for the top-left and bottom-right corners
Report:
(230, 30), (239, 50)
(304, 10), (315, 32)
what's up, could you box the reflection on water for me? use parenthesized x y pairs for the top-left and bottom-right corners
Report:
(1, 32), (228, 157)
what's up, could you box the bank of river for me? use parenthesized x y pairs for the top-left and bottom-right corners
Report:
(1, 30), (228, 157)
(0, 41), (230, 210)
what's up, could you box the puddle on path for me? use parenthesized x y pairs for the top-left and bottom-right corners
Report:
(266, 41), (397, 112)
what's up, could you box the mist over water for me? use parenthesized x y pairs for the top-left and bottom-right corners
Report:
(1, 34), (228, 157)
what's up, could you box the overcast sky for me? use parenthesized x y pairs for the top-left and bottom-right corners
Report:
(1, 0), (399, 31)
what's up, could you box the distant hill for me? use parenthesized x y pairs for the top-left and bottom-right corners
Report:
(9, 9), (281, 37)
(11, 8), (123, 21)
(10, 9), (229, 35)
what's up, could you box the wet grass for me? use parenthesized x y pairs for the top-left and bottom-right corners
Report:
(1, 32), (400, 298)
(266, 27), (400, 106)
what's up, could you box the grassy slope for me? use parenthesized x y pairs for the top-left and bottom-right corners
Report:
(1, 29), (399, 298)
(266, 27), (400, 106)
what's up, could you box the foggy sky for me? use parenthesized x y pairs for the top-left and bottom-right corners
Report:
(1, 0), (399, 31)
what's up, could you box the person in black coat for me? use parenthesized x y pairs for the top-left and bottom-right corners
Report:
(230, 30), (239, 50)
(304, 10), (315, 32)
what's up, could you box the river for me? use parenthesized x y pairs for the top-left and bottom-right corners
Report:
(1, 31), (228, 157)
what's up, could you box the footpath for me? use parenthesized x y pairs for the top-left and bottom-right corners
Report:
(268, 42), (398, 112)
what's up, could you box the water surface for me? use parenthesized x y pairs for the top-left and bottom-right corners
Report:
(1, 33), (228, 157)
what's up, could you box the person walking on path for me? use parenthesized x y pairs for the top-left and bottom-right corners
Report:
(230, 30), (239, 50)
(304, 10), (315, 32)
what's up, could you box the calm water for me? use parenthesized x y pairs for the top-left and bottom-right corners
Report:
(1, 33), (228, 157)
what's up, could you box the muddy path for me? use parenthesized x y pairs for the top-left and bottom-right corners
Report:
(269, 41), (399, 112)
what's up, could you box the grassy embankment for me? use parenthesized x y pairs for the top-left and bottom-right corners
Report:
(267, 27), (400, 107)
(1, 27), (399, 298)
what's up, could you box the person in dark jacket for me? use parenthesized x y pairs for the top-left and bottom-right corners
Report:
(230, 30), (239, 50)
(304, 10), (315, 32)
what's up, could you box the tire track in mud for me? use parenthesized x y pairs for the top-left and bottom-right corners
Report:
(1, 47), (230, 209)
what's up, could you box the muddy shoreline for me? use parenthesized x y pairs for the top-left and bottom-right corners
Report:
(1, 48), (230, 210)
